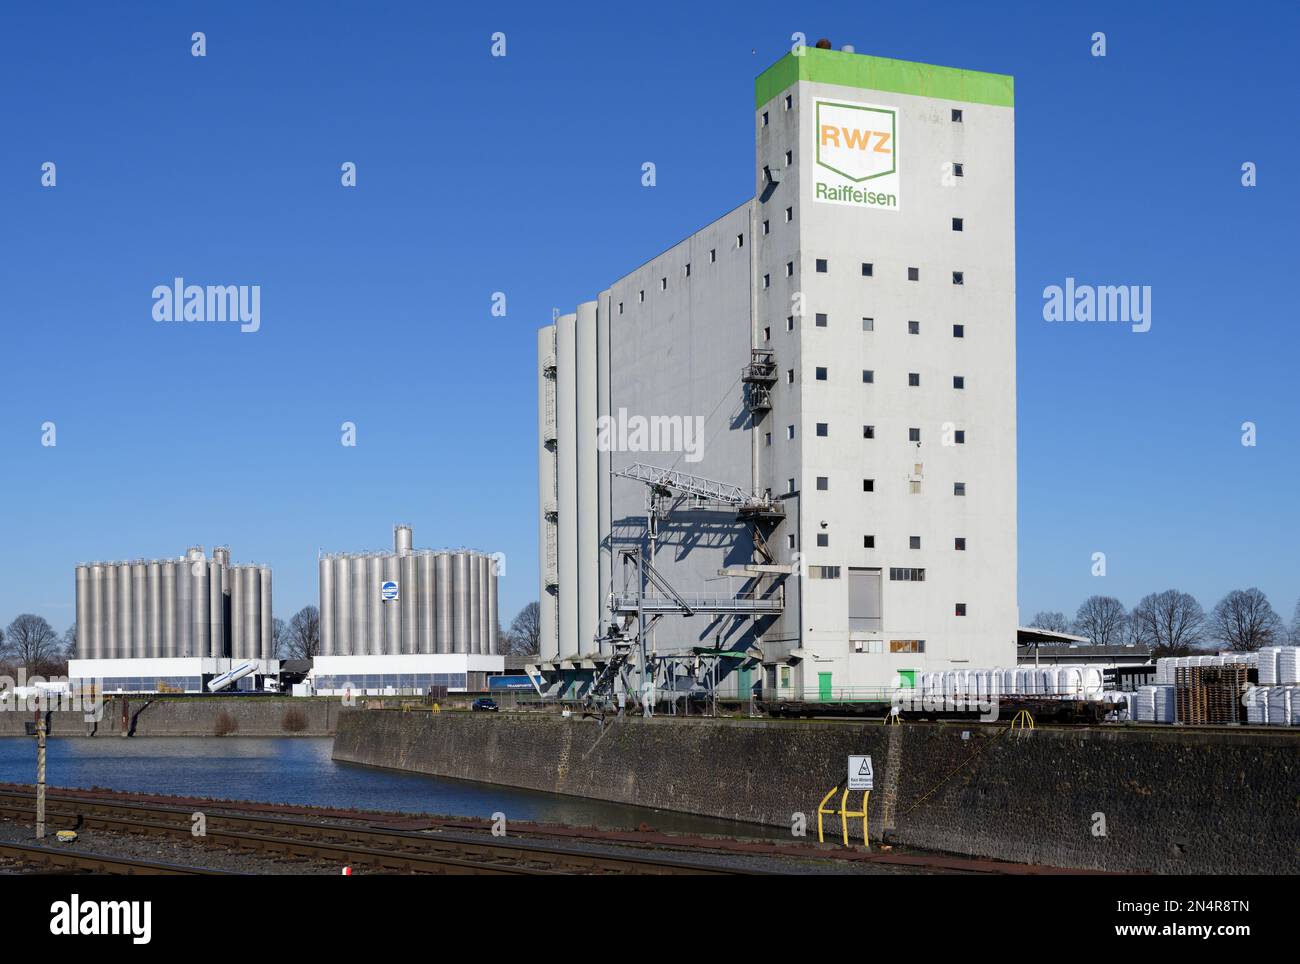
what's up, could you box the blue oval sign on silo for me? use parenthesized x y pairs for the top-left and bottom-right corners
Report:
(381, 580), (399, 601)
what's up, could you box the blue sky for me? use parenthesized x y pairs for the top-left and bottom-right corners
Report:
(1, 0), (1297, 636)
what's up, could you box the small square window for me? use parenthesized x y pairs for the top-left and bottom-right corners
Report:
(955, 537), (966, 551)
(661, 277), (667, 290)
(763, 274), (771, 289)
(786, 425), (795, 440)
(784, 94), (792, 110)
(785, 206), (793, 222)
(762, 111), (769, 126)
(763, 326), (770, 341)
(953, 375), (965, 389)
(909, 427), (921, 442)
(952, 271), (964, 285)
(908, 372), (920, 387)
(862, 317), (874, 332)
(815, 366), (827, 381)
(816, 476), (829, 491)
(787, 478), (795, 493)
(815, 259), (828, 273)
(953, 162), (964, 177)
(618, 302), (624, 315)
(910, 480), (922, 495)
(684, 263), (691, 277)
(787, 533), (796, 548)
(863, 535), (875, 548)
(709, 249), (717, 263)
(863, 479), (874, 492)
(862, 370), (874, 383)
(954, 482), (966, 496)
(737, 233), (745, 248)
(784, 150), (792, 165)
(953, 324), (965, 338)
(785, 261), (794, 277)
(861, 262), (873, 277)
(785, 368), (794, 384)
(816, 423), (828, 437)
(908, 320), (920, 335)
(638, 290), (645, 303)
(815, 312), (827, 327)
(952, 108), (963, 122)
(762, 220), (770, 236)
(908, 267), (920, 281)
(955, 430), (966, 444)
(955, 603), (967, 616)
(952, 217), (963, 232)
(816, 533), (829, 548)
(786, 316), (795, 332)
(764, 432), (772, 446)
(862, 424), (875, 439)
(909, 536), (921, 550)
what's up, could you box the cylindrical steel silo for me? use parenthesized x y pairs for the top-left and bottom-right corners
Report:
(230, 565), (245, 659)
(452, 552), (470, 654)
(394, 524), (413, 556)
(486, 557), (498, 655)
(74, 566), (89, 661)
(117, 563), (135, 659)
(260, 567), (273, 661)
(468, 552), (482, 655)
(213, 546), (230, 568)
(243, 565), (260, 661)
(161, 562), (177, 658)
(435, 553), (453, 654)
(147, 561), (163, 659)
(88, 564), (104, 660)
(189, 550), (210, 660)
(175, 557), (193, 658)
(351, 555), (369, 656)
(208, 560), (224, 658)
(131, 561), (147, 660)
(400, 553), (417, 655)
(418, 552), (435, 654)
(383, 555), (400, 654)
(366, 555), (383, 656)
(319, 557), (335, 657)
(104, 564), (119, 659)
(333, 556), (351, 656)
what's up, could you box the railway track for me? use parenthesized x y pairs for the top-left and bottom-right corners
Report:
(0, 790), (754, 875)
(0, 839), (227, 875)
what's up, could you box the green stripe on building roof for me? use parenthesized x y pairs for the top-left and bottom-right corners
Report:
(755, 47), (1013, 109)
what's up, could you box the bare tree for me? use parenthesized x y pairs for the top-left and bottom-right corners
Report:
(286, 605), (321, 659)
(1291, 598), (1300, 646)
(1131, 590), (1205, 657)
(1029, 610), (1070, 634)
(1073, 596), (1127, 646)
(4, 614), (61, 671)
(502, 602), (541, 656)
(271, 617), (288, 659)
(63, 622), (77, 659)
(1210, 588), (1284, 652)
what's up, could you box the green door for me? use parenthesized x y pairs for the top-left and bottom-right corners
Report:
(736, 667), (751, 699)
(899, 669), (917, 689)
(818, 672), (833, 701)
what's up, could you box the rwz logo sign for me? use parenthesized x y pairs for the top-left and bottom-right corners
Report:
(813, 99), (900, 210)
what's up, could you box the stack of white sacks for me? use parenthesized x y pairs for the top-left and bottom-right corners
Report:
(1150, 647), (1300, 726)
(916, 666), (1105, 704)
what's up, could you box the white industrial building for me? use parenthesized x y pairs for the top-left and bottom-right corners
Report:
(537, 43), (1017, 704)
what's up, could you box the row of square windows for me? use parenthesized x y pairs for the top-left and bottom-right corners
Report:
(780, 480), (969, 496)
(808, 535), (970, 550)
(764, 97), (967, 125)
(768, 318), (968, 337)
(786, 368), (966, 389)
(769, 425), (968, 443)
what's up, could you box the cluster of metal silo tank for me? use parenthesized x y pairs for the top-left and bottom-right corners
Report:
(318, 524), (498, 656)
(74, 546), (272, 660)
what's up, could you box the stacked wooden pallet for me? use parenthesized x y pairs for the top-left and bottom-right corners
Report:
(1175, 666), (1246, 724)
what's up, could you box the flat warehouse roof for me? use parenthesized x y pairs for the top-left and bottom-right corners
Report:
(756, 47), (1014, 109)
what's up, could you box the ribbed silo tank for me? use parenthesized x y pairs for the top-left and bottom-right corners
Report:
(468, 552), (481, 654)
(479, 555), (494, 655)
(175, 557), (194, 658)
(382, 554), (400, 654)
(417, 552), (435, 654)
(74, 566), (89, 660)
(452, 552), (471, 654)
(483, 558), (491, 657)
(332, 556), (351, 656)
(130, 561), (147, 660)
(87, 564), (104, 660)
(260, 567), (273, 660)
(117, 563), (135, 659)
(366, 554), (383, 656)
(243, 565), (261, 662)
(147, 561), (163, 659)
(160, 562), (176, 658)
(103, 564), (119, 659)
(189, 549), (210, 659)
(400, 553), (418, 655)
(394, 524), (413, 556)
(208, 559), (224, 658)
(352, 555), (370, 656)
(319, 557), (335, 656)
(435, 552), (453, 653)
(230, 565), (245, 659)
(213, 546), (230, 568)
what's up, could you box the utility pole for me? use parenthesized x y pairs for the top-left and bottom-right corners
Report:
(35, 697), (46, 840)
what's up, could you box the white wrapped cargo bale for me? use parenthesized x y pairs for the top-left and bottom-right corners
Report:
(1246, 686), (1269, 725)
(1154, 685), (1176, 723)
(1278, 647), (1299, 685)
(1259, 647), (1283, 685)
(1267, 686), (1291, 726)
(1135, 686), (1157, 722)
(1291, 688), (1300, 726)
